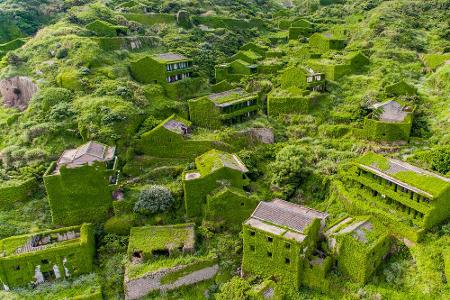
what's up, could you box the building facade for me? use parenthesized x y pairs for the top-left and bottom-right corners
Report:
(188, 89), (259, 129)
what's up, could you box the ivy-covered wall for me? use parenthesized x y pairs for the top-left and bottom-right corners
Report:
(188, 96), (222, 129)
(0, 224), (95, 289)
(205, 187), (258, 231)
(43, 162), (114, 226)
(385, 81), (417, 96)
(242, 218), (321, 289)
(363, 114), (413, 142)
(301, 255), (332, 292)
(267, 87), (312, 117)
(0, 178), (38, 209)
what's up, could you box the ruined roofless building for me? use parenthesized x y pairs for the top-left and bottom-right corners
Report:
(0, 224), (95, 290)
(43, 141), (119, 226)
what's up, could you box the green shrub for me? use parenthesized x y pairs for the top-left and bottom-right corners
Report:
(133, 185), (175, 215)
(104, 214), (135, 235)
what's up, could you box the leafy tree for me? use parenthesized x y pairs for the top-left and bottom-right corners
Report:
(430, 147), (450, 175)
(271, 145), (312, 197)
(133, 185), (175, 215)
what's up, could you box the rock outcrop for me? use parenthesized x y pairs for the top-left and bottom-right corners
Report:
(0, 76), (37, 111)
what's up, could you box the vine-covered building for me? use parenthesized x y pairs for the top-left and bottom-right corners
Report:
(363, 100), (415, 142)
(188, 89), (259, 129)
(130, 53), (193, 84)
(44, 141), (119, 226)
(0, 224), (95, 290)
(325, 216), (391, 284)
(280, 66), (326, 92)
(134, 114), (207, 159)
(182, 149), (250, 218)
(242, 199), (328, 288)
(309, 32), (347, 52)
(349, 153), (450, 232)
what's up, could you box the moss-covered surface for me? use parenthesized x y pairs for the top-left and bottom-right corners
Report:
(0, 0), (449, 298)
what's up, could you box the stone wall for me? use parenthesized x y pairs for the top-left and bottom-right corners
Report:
(125, 264), (219, 300)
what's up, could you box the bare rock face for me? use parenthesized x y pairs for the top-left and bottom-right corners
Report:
(247, 128), (275, 144)
(0, 76), (38, 111)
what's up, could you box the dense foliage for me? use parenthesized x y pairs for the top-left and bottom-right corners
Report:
(0, 0), (449, 299)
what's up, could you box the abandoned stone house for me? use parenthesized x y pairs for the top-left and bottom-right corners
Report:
(130, 53), (193, 84)
(350, 152), (450, 230)
(127, 223), (196, 264)
(43, 141), (119, 226)
(325, 216), (391, 284)
(182, 149), (250, 218)
(188, 88), (259, 129)
(0, 224), (95, 290)
(242, 199), (328, 289)
(364, 100), (415, 141)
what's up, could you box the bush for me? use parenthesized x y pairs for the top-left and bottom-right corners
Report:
(133, 185), (175, 215)
(104, 214), (135, 235)
(430, 146), (450, 175)
(215, 276), (250, 300)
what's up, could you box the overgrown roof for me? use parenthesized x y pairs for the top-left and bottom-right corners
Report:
(195, 149), (248, 176)
(153, 53), (191, 63)
(370, 100), (413, 122)
(127, 223), (195, 259)
(325, 216), (385, 248)
(356, 152), (450, 198)
(206, 88), (257, 107)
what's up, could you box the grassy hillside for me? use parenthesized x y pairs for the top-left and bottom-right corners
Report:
(0, 0), (449, 299)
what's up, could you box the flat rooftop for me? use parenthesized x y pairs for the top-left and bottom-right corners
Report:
(154, 53), (190, 63)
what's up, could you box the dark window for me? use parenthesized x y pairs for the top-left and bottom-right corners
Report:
(13, 265), (20, 271)
(250, 245), (255, 252)
(41, 259), (49, 265)
(267, 251), (272, 258)
(250, 231), (255, 236)
(152, 249), (170, 257)
(241, 202), (244, 206)
(285, 258), (290, 264)
(285, 243), (291, 249)
(267, 237), (273, 243)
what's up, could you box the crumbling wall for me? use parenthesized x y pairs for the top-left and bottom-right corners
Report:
(0, 76), (37, 111)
